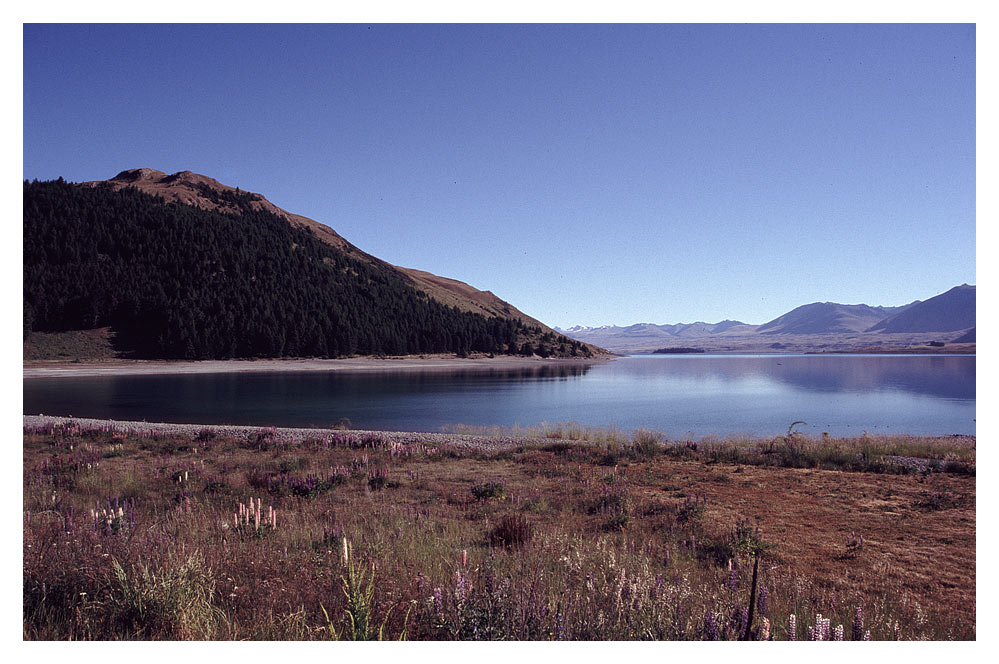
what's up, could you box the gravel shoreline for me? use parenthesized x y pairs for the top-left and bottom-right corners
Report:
(23, 355), (612, 379)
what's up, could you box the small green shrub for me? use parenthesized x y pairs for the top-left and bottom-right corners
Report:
(603, 512), (631, 531)
(676, 496), (705, 525)
(471, 482), (506, 501)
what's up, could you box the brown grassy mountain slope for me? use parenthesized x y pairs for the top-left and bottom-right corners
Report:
(84, 168), (594, 350)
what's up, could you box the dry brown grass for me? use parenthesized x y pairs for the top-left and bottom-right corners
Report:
(23, 423), (975, 640)
(23, 327), (122, 361)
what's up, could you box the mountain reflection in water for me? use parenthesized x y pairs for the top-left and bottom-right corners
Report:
(23, 355), (974, 437)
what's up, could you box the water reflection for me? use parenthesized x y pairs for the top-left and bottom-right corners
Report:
(597, 355), (975, 401)
(23, 355), (975, 436)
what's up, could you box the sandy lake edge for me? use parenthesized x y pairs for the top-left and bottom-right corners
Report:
(22, 354), (614, 379)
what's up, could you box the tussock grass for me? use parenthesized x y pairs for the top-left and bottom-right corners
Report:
(23, 422), (975, 640)
(449, 421), (975, 474)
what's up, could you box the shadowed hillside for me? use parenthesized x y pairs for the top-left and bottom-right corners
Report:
(88, 169), (566, 338)
(756, 302), (907, 335)
(24, 176), (597, 360)
(867, 284), (976, 333)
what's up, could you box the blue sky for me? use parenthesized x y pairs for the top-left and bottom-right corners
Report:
(23, 23), (976, 327)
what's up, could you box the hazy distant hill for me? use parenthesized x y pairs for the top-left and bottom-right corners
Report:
(558, 285), (974, 354)
(866, 284), (976, 333)
(556, 320), (757, 350)
(952, 327), (976, 343)
(756, 301), (915, 335)
(24, 170), (599, 360)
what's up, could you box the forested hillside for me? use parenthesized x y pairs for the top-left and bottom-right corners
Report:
(23, 179), (590, 360)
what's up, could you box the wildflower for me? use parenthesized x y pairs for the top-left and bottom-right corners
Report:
(788, 613), (797, 641)
(760, 617), (771, 641)
(726, 567), (739, 593)
(833, 624), (844, 641)
(852, 606), (864, 641)
(432, 587), (443, 616)
(455, 570), (469, 605)
(757, 586), (768, 616)
(703, 610), (718, 641)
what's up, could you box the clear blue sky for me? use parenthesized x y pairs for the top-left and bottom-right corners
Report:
(23, 23), (976, 327)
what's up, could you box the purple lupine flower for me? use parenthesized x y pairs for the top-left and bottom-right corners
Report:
(703, 610), (718, 641)
(651, 573), (664, 601)
(455, 570), (469, 605)
(432, 587), (443, 615)
(727, 567), (739, 593)
(852, 606), (864, 641)
(757, 586), (768, 616)
(738, 606), (749, 637)
(555, 606), (567, 640)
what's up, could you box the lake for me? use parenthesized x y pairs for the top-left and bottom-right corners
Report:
(22, 354), (975, 438)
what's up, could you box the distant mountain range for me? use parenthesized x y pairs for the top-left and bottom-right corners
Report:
(557, 284), (976, 354)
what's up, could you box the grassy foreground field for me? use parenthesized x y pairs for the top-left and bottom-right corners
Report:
(23, 420), (975, 640)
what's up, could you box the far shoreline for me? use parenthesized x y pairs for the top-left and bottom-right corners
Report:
(22, 353), (614, 379)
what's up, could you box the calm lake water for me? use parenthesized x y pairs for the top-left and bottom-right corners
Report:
(23, 355), (975, 438)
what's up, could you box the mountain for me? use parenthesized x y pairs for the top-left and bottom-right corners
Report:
(556, 321), (753, 337)
(866, 284), (976, 333)
(755, 302), (913, 335)
(557, 286), (973, 354)
(88, 169), (554, 331)
(952, 328), (975, 343)
(24, 171), (599, 360)
(556, 320), (757, 351)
